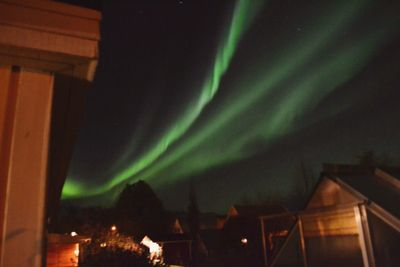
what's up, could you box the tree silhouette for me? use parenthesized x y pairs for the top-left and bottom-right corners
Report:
(187, 183), (200, 239)
(356, 150), (395, 168)
(299, 161), (314, 196)
(114, 180), (168, 239)
(187, 182), (207, 266)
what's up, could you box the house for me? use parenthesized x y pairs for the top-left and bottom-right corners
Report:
(170, 218), (185, 234)
(153, 234), (192, 266)
(222, 205), (288, 267)
(167, 212), (226, 265)
(0, 1), (100, 266)
(227, 205), (287, 219)
(264, 164), (400, 267)
(46, 233), (90, 267)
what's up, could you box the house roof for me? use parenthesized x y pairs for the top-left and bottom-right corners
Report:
(323, 164), (400, 219)
(199, 213), (226, 230)
(378, 167), (400, 183)
(339, 173), (400, 218)
(200, 229), (222, 250)
(152, 233), (191, 243)
(47, 233), (91, 244)
(169, 212), (225, 233)
(228, 204), (287, 218)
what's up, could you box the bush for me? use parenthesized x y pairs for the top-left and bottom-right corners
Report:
(80, 248), (152, 267)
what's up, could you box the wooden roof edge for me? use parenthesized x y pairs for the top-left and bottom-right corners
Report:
(1, 0), (101, 20)
(47, 233), (91, 244)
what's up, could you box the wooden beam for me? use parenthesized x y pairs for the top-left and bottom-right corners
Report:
(0, 67), (53, 267)
(0, 0), (100, 81)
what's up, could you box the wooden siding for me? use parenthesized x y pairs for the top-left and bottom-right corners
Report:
(301, 207), (358, 237)
(47, 243), (79, 267)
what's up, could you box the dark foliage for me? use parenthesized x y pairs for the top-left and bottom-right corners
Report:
(114, 180), (168, 239)
(187, 183), (209, 266)
(80, 248), (152, 267)
(187, 185), (200, 239)
(356, 150), (395, 168)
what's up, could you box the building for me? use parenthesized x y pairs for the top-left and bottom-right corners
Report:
(47, 233), (90, 267)
(0, 1), (100, 266)
(155, 234), (192, 266)
(222, 205), (288, 267)
(261, 164), (400, 267)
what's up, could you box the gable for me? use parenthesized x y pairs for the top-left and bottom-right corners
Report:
(307, 177), (360, 209)
(172, 219), (184, 234)
(227, 206), (239, 218)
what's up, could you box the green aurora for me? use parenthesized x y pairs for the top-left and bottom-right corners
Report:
(62, 0), (399, 204)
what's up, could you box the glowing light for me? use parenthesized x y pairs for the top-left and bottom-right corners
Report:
(70, 231), (78, 237)
(141, 236), (163, 264)
(241, 238), (248, 244)
(74, 245), (79, 257)
(111, 225), (117, 231)
(100, 242), (107, 248)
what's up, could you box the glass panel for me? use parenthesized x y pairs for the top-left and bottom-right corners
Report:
(367, 209), (400, 267)
(301, 208), (364, 267)
(305, 234), (363, 267)
(263, 214), (297, 264)
(271, 222), (304, 267)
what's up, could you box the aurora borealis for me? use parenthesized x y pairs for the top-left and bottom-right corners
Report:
(63, 0), (400, 211)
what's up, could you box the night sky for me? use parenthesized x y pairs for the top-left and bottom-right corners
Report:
(61, 0), (400, 213)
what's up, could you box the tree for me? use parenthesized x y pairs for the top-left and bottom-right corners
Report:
(299, 161), (314, 196)
(187, 182), (207, 266)
(187, 183), (200, 240)
(114, 180), (168, 239)
(356, 150), (395, 168)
